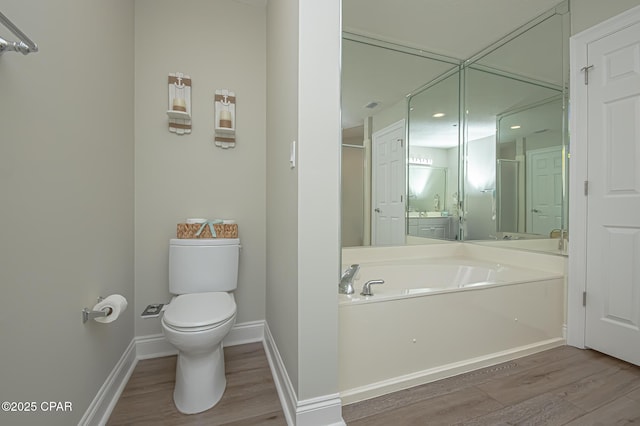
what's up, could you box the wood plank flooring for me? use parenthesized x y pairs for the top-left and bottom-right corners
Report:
(108, 344), (640, 425)
(107, 342), (287, 425)
(343, 345), (640, 425)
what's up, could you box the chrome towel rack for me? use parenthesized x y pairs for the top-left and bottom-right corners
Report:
(0, 11), (38, 55)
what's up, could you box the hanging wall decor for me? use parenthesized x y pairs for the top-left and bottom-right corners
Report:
(214, 89), (236, 148)
(167, 72), (192, 135)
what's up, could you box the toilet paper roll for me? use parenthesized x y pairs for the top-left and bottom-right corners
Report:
(93, 294), (128, 323)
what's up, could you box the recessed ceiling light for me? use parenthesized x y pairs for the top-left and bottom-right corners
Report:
(363, 101), (380, 109)
(432, 113), (446, 118)
(510, 125), (521, 129)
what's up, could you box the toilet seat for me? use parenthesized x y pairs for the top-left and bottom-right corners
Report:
(163, 292), (236, 332)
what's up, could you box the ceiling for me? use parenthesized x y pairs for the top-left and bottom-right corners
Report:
(341, 0), (567, 143)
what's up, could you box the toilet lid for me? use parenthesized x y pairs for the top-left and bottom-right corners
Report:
(163, 292), (236, 329)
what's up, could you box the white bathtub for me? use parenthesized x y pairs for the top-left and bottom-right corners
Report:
(340, 257), (561, 303)
(339, 244), (566, 404)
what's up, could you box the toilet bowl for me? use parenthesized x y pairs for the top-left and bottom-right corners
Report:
(161, 291), (237, 414)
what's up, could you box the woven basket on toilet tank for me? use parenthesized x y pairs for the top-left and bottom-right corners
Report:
(176, 223), (238, 239)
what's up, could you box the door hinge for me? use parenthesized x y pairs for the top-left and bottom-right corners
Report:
(581, 65), (594, 85)
(584, 180), (589, 196)
(401, 195), (403, 202)
(583, 291), (587, 307)
(398, 138), (403, 147)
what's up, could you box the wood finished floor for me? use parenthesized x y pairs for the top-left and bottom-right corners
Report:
(108, 344), (640, 425)
(343, 345), (640, 425)
(107, 342), (287, 425)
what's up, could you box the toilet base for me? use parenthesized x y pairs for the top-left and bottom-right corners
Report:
(173, 343), (226, 414)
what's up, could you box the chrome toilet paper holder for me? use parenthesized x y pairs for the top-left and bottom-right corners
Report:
(82, 297), (112, 324)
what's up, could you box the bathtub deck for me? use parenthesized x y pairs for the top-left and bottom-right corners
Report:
(343, 345), (640, 425)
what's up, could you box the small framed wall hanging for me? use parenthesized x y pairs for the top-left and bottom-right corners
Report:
(167, 72), (192, 135)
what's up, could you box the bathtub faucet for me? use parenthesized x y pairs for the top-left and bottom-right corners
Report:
(339, 264), (360, 295)
(361, 279), (384, 296)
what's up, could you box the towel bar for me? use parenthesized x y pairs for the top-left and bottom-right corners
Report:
(0, 11), (38, 55)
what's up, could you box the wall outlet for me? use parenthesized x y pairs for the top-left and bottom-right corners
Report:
(140, 303), (164, 318)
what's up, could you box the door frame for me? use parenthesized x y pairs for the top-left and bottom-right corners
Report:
(371, 119), (406, 245)
(567, 4), (640, 348)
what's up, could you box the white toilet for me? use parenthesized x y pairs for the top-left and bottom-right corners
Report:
(161, 238), (240, 414)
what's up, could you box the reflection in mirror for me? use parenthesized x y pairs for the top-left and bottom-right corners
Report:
(342, 133), (365, 247)
(496, 97), (564, 237)
(473, 14), (565, 86)
(461, 8), (568, 242)
(341, 36), (459, 132)
(341, 2), (569, 255)
(408, 165), (447, 215)
(407, 71), (460, 241)
(407, 164), (459, 240)
(340, 34), (459, 247)
(463, 67), (563, 240)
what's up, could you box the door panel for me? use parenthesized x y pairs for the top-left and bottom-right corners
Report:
(372, 121), (406, 246)
(585, 21), (640, 366)
(526, 146), (563, 235)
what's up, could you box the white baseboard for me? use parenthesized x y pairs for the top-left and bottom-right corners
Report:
(225, 320), (265, 346)
(263, 323), (296, 425)
(83, 320), (266, 424)
(340, 337), (565, 405)
(263, 323), (345, 426)
(78, 338), (138, 426)
(135, 333), (177, 360)
(296, 394), (345, 426)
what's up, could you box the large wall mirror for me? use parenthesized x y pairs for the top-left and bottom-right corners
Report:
(341, 0), (570, 253)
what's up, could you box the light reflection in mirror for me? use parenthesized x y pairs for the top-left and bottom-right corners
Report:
(341, 2), (569, 254)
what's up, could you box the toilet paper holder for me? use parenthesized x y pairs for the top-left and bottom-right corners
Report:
(82, 297), (112, 324)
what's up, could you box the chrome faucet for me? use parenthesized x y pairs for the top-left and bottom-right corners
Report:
(339, 264), (360, 295)
(551, 228), (568, 251)
(558, 229), (568, 251)
(360, 279), (384, 296)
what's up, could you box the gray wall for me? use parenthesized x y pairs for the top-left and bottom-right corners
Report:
(0, 1), (134, 425)
(266, 0), (342, 404)
(266, 0), (300, 393)
(296, 0), (341, 401)
(134, 0), (267, 337)
(571, 0), (640, 34)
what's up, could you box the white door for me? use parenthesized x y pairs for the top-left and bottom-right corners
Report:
(526, 146), (563, 235)
(585, 20), (640, 366)
(372, 120), (406, 246)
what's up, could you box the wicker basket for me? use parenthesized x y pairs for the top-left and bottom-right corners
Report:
(176, 223), (238, 239)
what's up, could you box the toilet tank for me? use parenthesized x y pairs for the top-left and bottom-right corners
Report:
(169, 238), (240, 294)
